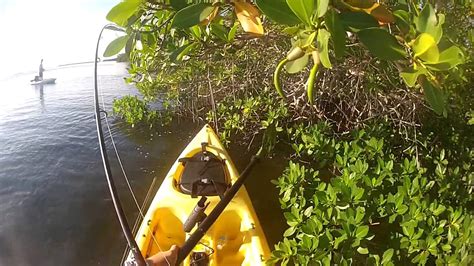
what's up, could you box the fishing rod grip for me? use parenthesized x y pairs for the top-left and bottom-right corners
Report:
(175, 155), (260, 265)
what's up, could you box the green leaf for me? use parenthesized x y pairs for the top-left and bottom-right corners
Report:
(382, 249), (394, 264)
(317, 29), (332, 68)
(284, 212), (299, 226)
(106, 0), (142, 27)
(400, 68), (427, 87)
(412, 33), (439, 63)
(402, 224), (414, 237)
(355, 225), (369, 239)
(426, 46), (464, 71)
(188, 25), (202, 39)
(415, 4), (443, 43)
(256, 0), (300, 25)
(393, 9), (410, 33)
(169, 42), (199, 61)
(325, 9), (346, 58)
(433, 204), (446, 216)
(210, 23), (228, 42)
(334, 234), (347, 249)
(286, 0), (314, 25)
(285, 54), (309, 74)
(316, 0), (329, 18)
(340, 12), (379, 32)
(103, 35), (129, 57)
(283, 226), (297, 237)
(303, 206), (314, 216)
(171, 3), (215, 29)
(421, 77), (446, 116)
(441, 244), (451, 251)
(170, 0), (187, 11)
(357, 28), (407, 61)
(301, 235), (312, 251)
(357, 247), (369, 254)
(228, 23), (239, 42)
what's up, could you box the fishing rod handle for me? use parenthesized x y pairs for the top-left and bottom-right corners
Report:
(175, 155), (259, 265)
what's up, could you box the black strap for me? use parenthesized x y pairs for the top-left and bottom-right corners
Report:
(189, 179), (228, 198)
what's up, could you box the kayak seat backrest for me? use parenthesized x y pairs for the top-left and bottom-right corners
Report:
(178, 151), (230, 197)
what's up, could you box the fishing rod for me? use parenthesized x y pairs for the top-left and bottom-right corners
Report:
(94, 22), (263, 265)
(94, 24), (146, 266)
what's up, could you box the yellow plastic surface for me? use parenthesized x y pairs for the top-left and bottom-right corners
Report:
(134, 125), (270, 265)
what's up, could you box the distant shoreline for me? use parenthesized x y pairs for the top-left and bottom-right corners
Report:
(58, 58), (117, 67)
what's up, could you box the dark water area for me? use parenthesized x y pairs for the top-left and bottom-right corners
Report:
(0, 63), (285, 265)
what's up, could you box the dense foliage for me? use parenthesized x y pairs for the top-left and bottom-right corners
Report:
(104, 0), (473, 265)
(271, 122), (473, 265)
(105, 0), (468, 118)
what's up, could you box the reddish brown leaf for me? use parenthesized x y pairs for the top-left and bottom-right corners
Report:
(234, 1), (264, 35)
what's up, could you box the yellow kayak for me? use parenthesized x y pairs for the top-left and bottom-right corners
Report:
(133, 124), (270, 265)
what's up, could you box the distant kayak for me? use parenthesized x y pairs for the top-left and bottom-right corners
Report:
(31, 78), (56, 85)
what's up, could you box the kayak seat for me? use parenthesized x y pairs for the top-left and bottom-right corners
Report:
(178, 151), (230, 197)
(146, 208), (185, 257)
(213, 211), (245, 265)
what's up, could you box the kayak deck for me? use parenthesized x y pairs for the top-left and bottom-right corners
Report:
(134, 125), (270, 265)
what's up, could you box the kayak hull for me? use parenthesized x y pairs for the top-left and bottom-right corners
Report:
(31, 78), (56, 85)
(133, 125), (270, 265)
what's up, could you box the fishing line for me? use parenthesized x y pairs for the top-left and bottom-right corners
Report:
(94, 23), (169, 266)
(99, 85), (170, 266)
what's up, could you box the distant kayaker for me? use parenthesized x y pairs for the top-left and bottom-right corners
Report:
(146, 245), (178, 266)
(38, 59), (45, 80)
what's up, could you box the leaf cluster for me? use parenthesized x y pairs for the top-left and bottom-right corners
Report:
(271, 123), (473, 265)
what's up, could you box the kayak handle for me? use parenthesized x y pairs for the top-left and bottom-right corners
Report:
(176, 154), (260, 265)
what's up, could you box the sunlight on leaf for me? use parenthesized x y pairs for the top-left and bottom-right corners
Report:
(400, 68), (427, 87)
(426, 46), (464, 71)
(234, 1), (264, 35)
(317, 29), (332, 68)
(285, 54), (309, 74)
(106, 0), (142, 27)
(369, 4), (395, 24)
(103, 35), (129, 57)
(412, 33), (439, 63)
(286, 0), (314, 25)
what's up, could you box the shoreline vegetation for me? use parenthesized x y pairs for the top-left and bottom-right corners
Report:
(105, 0), (473, 265)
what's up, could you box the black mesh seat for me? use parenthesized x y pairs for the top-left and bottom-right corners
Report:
(178, 151), (229, 197)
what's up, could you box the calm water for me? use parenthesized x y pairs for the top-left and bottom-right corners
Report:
(0, 63), (285, 265)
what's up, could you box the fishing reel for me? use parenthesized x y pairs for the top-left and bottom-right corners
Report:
(190, 251), (210, 266)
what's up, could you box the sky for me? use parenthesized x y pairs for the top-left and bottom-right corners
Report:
(0, 0), (124, 78)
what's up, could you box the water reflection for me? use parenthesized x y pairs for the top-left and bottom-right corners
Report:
(34, 84), (45, 110)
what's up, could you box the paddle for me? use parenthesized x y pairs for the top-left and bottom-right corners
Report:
(175, 148), (262, 264)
